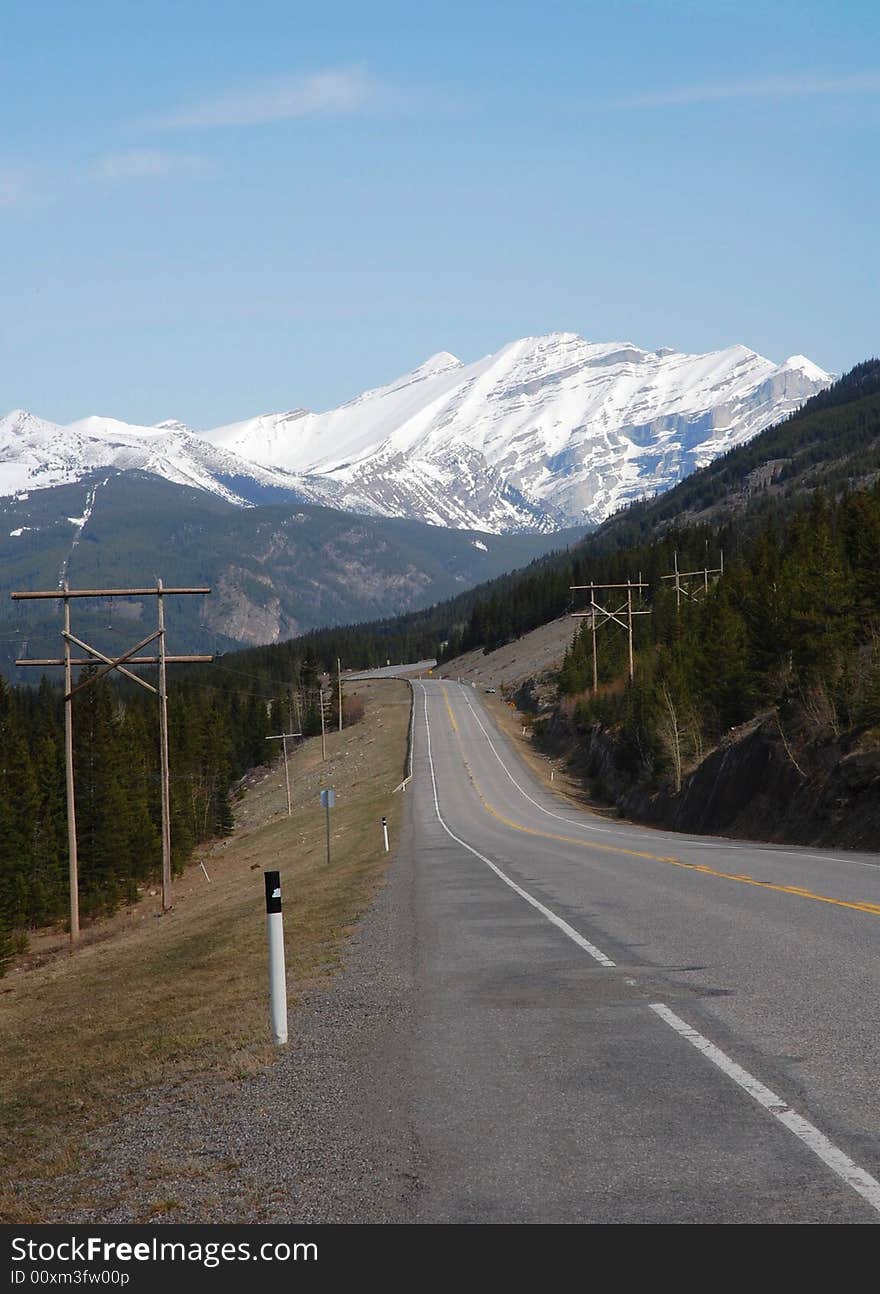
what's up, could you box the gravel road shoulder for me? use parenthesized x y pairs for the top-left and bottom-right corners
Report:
(28, 810), (422, 1224)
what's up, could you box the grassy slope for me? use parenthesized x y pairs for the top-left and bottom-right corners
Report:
(0, 677), (410, 1222)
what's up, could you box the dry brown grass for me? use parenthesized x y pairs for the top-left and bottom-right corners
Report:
(0, 679), (410, 1221)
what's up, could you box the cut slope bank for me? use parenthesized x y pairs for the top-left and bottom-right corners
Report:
(439, 618), (880, 853)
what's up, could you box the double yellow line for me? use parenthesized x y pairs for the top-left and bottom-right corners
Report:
(440, 685), (880, 920)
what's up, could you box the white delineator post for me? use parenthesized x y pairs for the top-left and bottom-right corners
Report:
(320, 787), (335, 864)
(382, 815), (389, 853)
(264, 870), (288, 1046)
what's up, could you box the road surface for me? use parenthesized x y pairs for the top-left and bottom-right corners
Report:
(380, 678), (880, 1222)
(346, 659), (437, 680)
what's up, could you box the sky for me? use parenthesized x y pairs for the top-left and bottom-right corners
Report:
(1, 0), (878, 428)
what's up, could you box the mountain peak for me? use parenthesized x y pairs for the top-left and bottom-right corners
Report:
(413, 351), (462, 376)
(2, 408), (48, 430)
(778, 354), (832, 381)
(154, 419), (192, 434)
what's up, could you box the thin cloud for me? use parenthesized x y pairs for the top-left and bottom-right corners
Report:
(95, 149), (213, 179)
(156, 66), (377, 129)
(611, 72), (880, 109)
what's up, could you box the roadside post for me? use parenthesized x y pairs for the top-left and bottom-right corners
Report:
(264, 870), (288, 1046)
(320, 787), (336, 865)
(382, 815), (389, 852)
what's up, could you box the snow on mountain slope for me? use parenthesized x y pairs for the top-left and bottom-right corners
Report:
(0, 333), (831, 531)
(0, 409), (316, 505)
(202, 333), (831, 530)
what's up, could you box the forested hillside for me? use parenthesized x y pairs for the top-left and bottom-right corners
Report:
(555, 485), (880, 791)
(0, 659), (348, 969)
(0, 474), (580, 677)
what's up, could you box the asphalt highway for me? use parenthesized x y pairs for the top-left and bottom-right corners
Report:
(390, 678), (880, 1222)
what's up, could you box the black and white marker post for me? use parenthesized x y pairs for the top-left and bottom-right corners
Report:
(382, 815), (389, 853)
(320, 788), (335, 865)
(264, 870), (288, 1046)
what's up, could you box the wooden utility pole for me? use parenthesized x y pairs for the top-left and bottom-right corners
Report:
(156, 579), (172, 911)
(319, 688), (327, 760)
(62, 583), (79, 942)
(590, 590), (599, 695)
(661, 550), (724, 610)
(266, 730), (302, 816)
(12, 583), (212, 939)
(291, 688), (303, 736)
(569, 580), (651, 691)
(337, 658), (343, 733)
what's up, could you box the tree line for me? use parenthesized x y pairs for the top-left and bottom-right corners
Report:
(557, 484), (880, 792)
(0, 655), (352, 970)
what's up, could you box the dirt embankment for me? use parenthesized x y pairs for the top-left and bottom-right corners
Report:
(435, 616), (576, 692)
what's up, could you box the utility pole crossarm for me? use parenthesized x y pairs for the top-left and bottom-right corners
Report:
(659, 568), (723, 581)
(11, 586), (211, 600)
(569, 582), (649, 590)
(63, 628), (161, 697)
(17, 655), (213, 666)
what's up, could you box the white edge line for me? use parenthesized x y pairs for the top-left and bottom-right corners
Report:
(421, 685), (615, 969)
(456, 685), (880, 875)
(457, 687), (612, 834)
(421, 683), (880, 1219)
(650, 1003), (880, 1215)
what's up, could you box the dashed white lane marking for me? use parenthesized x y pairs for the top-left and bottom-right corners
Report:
(420, 683), (880, 1220)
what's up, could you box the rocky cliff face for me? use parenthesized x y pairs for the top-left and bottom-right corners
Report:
(565, 715), (880, 851)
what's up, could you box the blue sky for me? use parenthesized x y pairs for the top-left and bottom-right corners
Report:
(1, 0), (878, 427)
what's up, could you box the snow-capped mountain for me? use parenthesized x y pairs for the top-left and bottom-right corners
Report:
(0, 333), (831, 531)
(202, 334), (831, 530)
(0, 409), (320, 506)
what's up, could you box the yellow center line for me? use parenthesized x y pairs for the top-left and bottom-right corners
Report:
(442, 685), (458, 732)
(438, 685), (880, 920)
